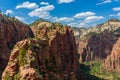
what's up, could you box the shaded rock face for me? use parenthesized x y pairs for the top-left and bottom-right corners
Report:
(0, 13), (34, 78)
(2, 22), (80, 80)
(74, 19), (120, 63)
(102, 38), (120, 73)
(78, 31), (117, 62)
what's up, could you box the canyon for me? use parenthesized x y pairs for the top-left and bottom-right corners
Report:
(0, 11), (120, 80)
(74, 19), (120, 63)
(1, 18), (80, 80)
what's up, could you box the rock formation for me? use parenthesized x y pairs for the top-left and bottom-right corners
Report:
(73, 27), (86, 43)
(74, 19), (120, 62)
(0, 13), (34, 78)
(2, 21), (80, 80)
(78, 31), (117, 62)
(79, 18), (120, 40)
(102, 38), (120, 73)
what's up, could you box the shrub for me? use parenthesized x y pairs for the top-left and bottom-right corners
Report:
(17, 48), (27, 66)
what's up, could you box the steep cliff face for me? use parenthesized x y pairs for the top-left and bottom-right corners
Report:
(79, 18), (120, 40)
(2, 21), (80, 80)
(76, 19), (120, 62)
(73, 27), (86, 43)
(78, 31), (116, 62)
(102, 38), (120, 73)
(0, 13), (34, 78)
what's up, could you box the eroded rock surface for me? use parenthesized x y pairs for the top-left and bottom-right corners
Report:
(0, 13), (34, 78)
(75, 19), (120, 62)
(2, 21), (80, 80)
(78, 31), (116, 62)
(102, 38), (120, 73)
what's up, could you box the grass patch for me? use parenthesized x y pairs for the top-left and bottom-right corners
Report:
(80, 60), (120, 80)
(3, 71), (13, 80)
(17, 48), (27, 66)
(14, 72), (20, 80)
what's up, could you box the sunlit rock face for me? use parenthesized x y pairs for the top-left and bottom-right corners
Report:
(74, 19), (120, 62)
(2, 21), (81, 80)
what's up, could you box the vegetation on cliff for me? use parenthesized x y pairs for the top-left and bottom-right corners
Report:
(2, 20), (80, 80)
(0, 12), (34, 79)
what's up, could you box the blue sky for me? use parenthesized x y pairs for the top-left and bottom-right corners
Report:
(0, 0), (120, 27)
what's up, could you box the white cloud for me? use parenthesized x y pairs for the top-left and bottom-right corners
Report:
(109, 14), (116, 16)
(113, 7), (120, 11)
(55, 17), (74, 22)
(109, 12), (120, 17)
(68, 22), (86, 27)
(58, 0), (74, 4)
(117, 12), (120, 16)
(73, 12), (95, 18)
(16, 1), (38, 9)
(5, 10), (13, 14)
(68, 22), (77, 27)
(84, 16), (104, 23)
(28, 5), (55, 19)
(68, 15), (104, 27)
(51, 11), (104, 27)
(15, 16), (25, 21)
(110, 6), (120, 17)
(96, 0), (112, 5)
(40, 2), (49, 5)
(68, 22), (79, 27)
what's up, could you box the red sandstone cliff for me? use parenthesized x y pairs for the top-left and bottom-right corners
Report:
(102, 38), (120, 73)
(2, 21), (80, 80)
(0, 13), (34, 78)
(73, 19), (120, 63)
(78, 31), (117, 62)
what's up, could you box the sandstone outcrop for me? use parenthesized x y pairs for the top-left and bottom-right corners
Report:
(2, 21), (80, 80)
(78, 31), (116, 62)
(102, 38), (120, 73)
(0, 13), (34, 78)
(79, 18), (120, 40)
(75, 19), (120, 62)
(73, 27), (86, 43)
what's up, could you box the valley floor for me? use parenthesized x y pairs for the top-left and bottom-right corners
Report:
(80, 60), (120, 80)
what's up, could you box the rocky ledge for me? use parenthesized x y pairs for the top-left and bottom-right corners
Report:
(2, 21), (80, 80)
